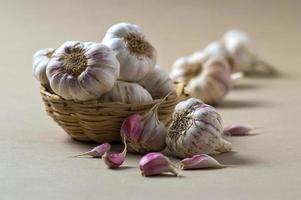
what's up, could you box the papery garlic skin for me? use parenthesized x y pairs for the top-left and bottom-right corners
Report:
(121, 105), (167, 154)
(180, 154), (224, 169)
(166, 98), (232, 158)
(102, 22), (156, 81)
(46, 41), (120, 101)
(185, 56), (232, 104)
(170, 41), (229, 82)
(32, 48), (55, 84)
(222, 29), (257, 72)
(100, 81), (153, 104)
(139, 153), (178, 177)
(138, 65), (174, 99)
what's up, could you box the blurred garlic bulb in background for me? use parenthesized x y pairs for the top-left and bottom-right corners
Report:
(100, 81), (153, 104)
(102, 22), (157, 81)
(166, 98), (232, 158)
(170, 41), (229, 82)
(138, 65), (174, 99)
(32, 48), (55, 84)
(46, 41), (120, 101)
(185, 56), (232, 104)
(222, 29), (276, 76)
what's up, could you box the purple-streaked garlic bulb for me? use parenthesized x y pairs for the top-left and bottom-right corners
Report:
(32, 48), (55, 84)
(120, 104), (167, 154)
(170, 41), (229, 82)
(138, 65), (174, 99)
(185, 56), (232, 104)
(46, 41), (120, 101)
(166, 98), (232, 158)
(100, 81), (153, 104)
(102, 22), (157, 82)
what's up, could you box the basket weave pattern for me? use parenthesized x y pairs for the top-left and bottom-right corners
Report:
(40, 82), (189, 143)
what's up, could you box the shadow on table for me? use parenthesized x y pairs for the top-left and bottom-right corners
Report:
(218, 99), (270, 109)
(213, 151), (257, 167)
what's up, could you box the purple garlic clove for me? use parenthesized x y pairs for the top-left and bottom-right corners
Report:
(103, 140), (127, 168)
(72, 143), (111, 158)
(223, 125), (252, 136)
(139, 153), (178, 177)
(180, 154), (224, 170)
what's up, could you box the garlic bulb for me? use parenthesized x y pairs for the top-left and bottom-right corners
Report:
(166, 98), (232, 158)
(46, 41), (120, 101)
(138, 65), (174, 99)
(222, 29), (276, 75)
(185, 56), (232, 104)
(32, 48), (55, 84)
(102, 22), (157, 81)
(100, 81), (153, 104)
(121, 103), (167, 154)
(170, 41), (229, 82)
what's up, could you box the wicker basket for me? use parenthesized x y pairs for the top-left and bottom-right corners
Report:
(40, 82), (189, 143)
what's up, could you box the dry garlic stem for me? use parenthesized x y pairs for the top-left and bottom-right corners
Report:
(102, 22), (157, 81)
(185, 56), (232, 104)
(100, 81), (153, 104)
(32, 48), (55, 84)
(166, 98), (232, 158)
(138, 65), (174, 99)
(222, 29), (276, 76)
(46, 41), (119, 101)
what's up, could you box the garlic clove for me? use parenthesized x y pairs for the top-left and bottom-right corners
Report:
(71, 143), (111, 158)
(102, 22), (156, 82)
(139, 153), (178, 177)
(32, 48), (55, 85)
(180, 154), (224, 170)
(103, 140), (127, 168)
(120, 114), (144, 143)
(223, 124), (252, 136)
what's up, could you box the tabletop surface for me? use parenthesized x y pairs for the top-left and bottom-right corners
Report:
(1, 0), (301, 199)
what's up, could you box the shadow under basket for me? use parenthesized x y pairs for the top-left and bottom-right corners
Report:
(40, 82), (189, 143)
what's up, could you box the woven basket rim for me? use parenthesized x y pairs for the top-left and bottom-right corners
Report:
(40, 81), (187, 106)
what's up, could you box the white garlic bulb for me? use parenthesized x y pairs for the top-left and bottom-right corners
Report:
(32, 48), (55, 84)
(170, 41), (229, 82)
(100, 81), (153, 104)
(185, 56), (232, 104)
(166, 98), (232, 158)
(102, 22), (157, 82)
(46, 41), (120, 101)
(138, 65), (174, 99)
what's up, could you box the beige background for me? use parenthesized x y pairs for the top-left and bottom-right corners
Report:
(1, 0), (301, 199)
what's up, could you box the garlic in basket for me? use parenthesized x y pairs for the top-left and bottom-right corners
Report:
(32, 48), (55, 84)
(138, 65), (174, 99)
(46, 41), (120, 101)
(185, 56), (232, 104)
(222, 29), (276, 75)
(166, 98), (232, 158)
(121, 103), (167, 154)
(102, 22), (156, 81)
(100, 81), (153, 104)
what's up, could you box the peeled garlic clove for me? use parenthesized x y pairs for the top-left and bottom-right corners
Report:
(46, 41), (120, 101)
(180, 154), (224, 169)
(138, 65), (174, 99)
(102, 22), (156, 82)
(166, 98), (232, 158)
(103, 141), (127, 168)
(121, 104), (167, 154)
(185, 56), (232, 104)
(100, 81), (153, 104)
(139, 153), (178, 177)
(32, 48), (55, 84)
(72, 143), (111, 158)
(223, 124), (252, 136)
